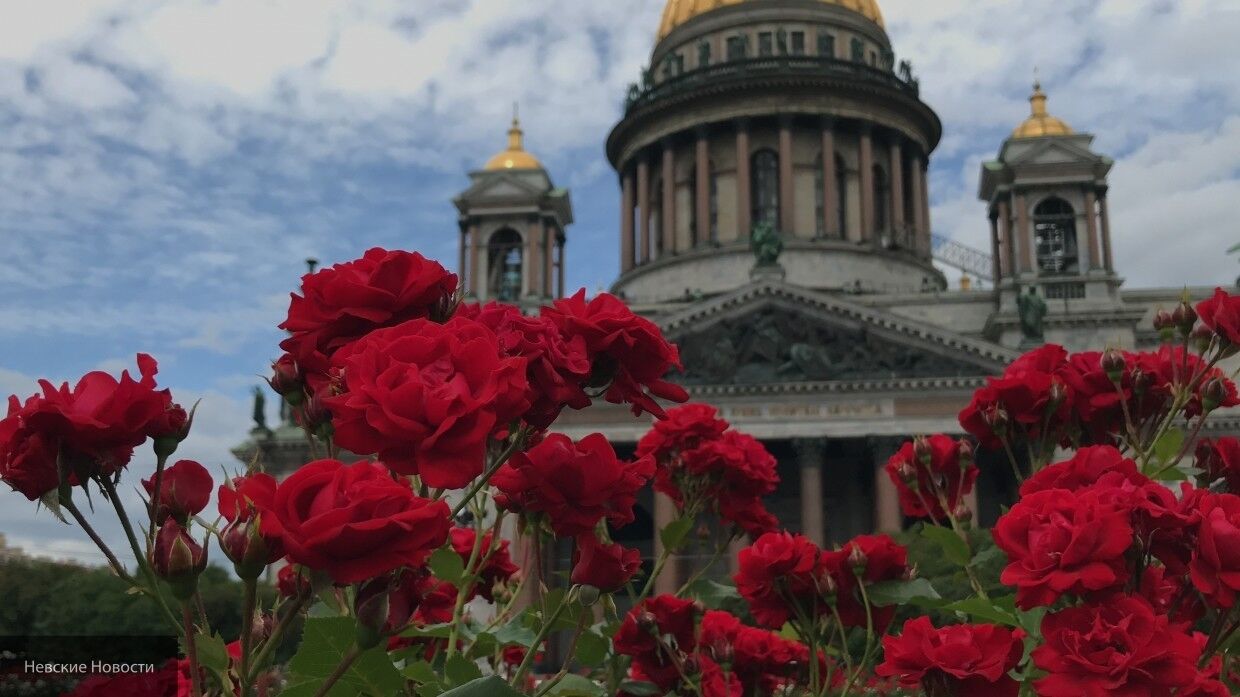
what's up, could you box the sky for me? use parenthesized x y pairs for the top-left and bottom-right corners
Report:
(2, 0), (1239, 565)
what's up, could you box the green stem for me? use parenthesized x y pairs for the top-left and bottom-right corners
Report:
(182, 602), (203, 697)
(840, 580), (878, 697)
(445, 509), (491, 660)
(247, 591), (310, 683)
(239, 578), (258, 697)
(675, 537), (731, 595)
(98, 476), (183, 633)
(62, 498), (134, 584)
(510, 601), (568, 688)
(451, 435), (526, 519)
(146, 452), (170, 548)
(533, 612), (591, 697)
(310, 644), (362, 697)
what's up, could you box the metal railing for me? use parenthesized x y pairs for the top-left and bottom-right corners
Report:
(931, 233), (993, 282)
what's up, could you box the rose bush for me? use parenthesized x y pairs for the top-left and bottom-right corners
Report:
(8, 250), (1239, 697)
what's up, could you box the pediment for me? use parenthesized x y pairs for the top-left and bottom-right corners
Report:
(1005, 139), (1099, 168)
(661, 281), (1016, 387)
(457, 172), (549, 203)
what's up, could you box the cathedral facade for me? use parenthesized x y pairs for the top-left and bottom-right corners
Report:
(238, 0), (1233, 593)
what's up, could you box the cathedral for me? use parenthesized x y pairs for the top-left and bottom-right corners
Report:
(236, 0), (1232, 593)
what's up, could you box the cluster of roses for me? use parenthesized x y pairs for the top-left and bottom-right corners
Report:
(614, 595), (821, 697)
(636, 403), (780, 538)
(959, 290), (1240, 459)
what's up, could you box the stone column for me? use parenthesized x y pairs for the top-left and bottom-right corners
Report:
(920, 160), (932, 252)
(859, 127), (874, 244)
(736, 119), (752, 239)
(778, 116), (795, 235)
(637, 156), (651, 264)
(556, 243), (565, 298)
(874, 455), (902, 534)
(458, 226), (467, 293)
(653, 491), (680, 595)
(662, 141), (676, 257)
(990, 214), (1003, 282)
(526, 218), (543, 297)
(695, 129), (711, 247)
(998, 198), (1013, 278)
(910, 153), (926, 253)
(621, 170), (635, 273)
(1085, 189), (1102, 271)
(1015, 193), (1033, 274)
(1100, 192), (1114, 272)
(469, 222), (483, 299)
(821, 120), (838, 238)
(795, 438), (826, 546)
(889, 139), (905, 245)
(544, 227), (554, 297)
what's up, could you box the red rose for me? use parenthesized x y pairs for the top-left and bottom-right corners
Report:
(993, 487), (1132, 609)
(142, 459), (213, 523)
(260, 459), (451, 584)
(1140, 346), (1238, 418)
(218, 472), (284, 576)
(1032, 596), (1200, 697)
(656, 429), (780, 538)
(542, 290), (688, 418)
(1189, 492), (1240, 608)
(883, 435), (976, 520)
(820, 534), (908, 630)
(1020, 445), (1144, 496)
(1197, 287), (1240, 346)
(1137, 565), (1205, 625)
(717, 493), (779, 538)
(958, 344), (1071, 449)
(26, 354), (172, 476)
(701, 610), (807, 694)
(876, 617), (1024, 697)
(325, 316), (529, 489)
(636, 403), (730, 465)
(448, 526), (518, 601)
(1196, 437), (1240, 491)
(735, 532), (822, 628)
(570, 536), (641, 591)
(0, 394), (59, 500)
(491, 433), (654, 537)
(457, 301), (591, 429)
(614, 595), (701, 689)
(276, 564), (309, 599)
(279, 248), (458, 386)
(150, 518), (207, 592)
(218, 472), (278, 522)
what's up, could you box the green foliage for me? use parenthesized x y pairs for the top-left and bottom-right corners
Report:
(284, 617), (403, 697)
(895, 525), (1012, 627)
(437, 676), (524, 696)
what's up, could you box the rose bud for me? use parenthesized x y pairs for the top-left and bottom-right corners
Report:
(692, 600), (707, 615)
(821, 573), (838, 596)
(1131, 368), (1151, 396)
(570, 538), (641, 593)
(984, 406), (1009, 434)
(897, 462), (919, 485)
(848, 545), (867, 574)
(903, 564), (919, 582)
(353, 577), (391, 650)
(952, 503), (974, 524)
(150, 403), (192, 459)
(1173, 300), (1198, 335)
(151, 519), (207, 599)
(142, 460), (213, 524)
(1101, 349), (1126, 384)
(277, 564), (310, 599)
(576, 585), (602, 607)
(300, 388), (332, 439)
(957, 439), (975, 467)
(1203, 377), (1230, 413)
(712, 642), (735, 666)
(267, 355), (304, 406)
(681, 656), (700, 676)
(250, 612), (275, 646)
(1153, 309), (1173, 332)
(1191, 324), (1215, 353)
(913, 436), (933, 466)
(636, 611), (658, 634)
(1047, 381), (1068, 410)
(220, 518), (282, 580)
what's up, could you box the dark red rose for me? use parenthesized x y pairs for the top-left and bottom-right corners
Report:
(147, 402), (190, 441)
(276, 563), (309, 599)
(142, 459), (212, 523)
(1137, 564), (1205, 625)
(700, 610), (808, 694)
(279, 248), (458, 387)
(1196, 437), (1240, 491)
(150, 518), (207, 597)
(1197, 287), (1240, 347)
(448, 526), (518, 601)
(218, 472), (284, 577)
(325, 316), (529, 489)
(1032, 596), (1200, 697)
(1020, 445), (1144, 497)
(717, 493), (779, 538)
(456, 301), (592, 429)
(876, 617), (1024, 697)
(959, 344), (1071, 449)
(735, 532), (822, 628)
(541, 290), (688, 418)
(0, 394), (59, 500)
(218, 472), (278, 522)
(884, 434), (977, 520)
(1189, 492), (1240, 608)
(25, 354), (172, 477)
(614, 595), (700, 689)
(636, 403), (730, 465)
(1139, 346), (1239, 418)
(697, 655), (743, 697)
(820, 534), (908, 630)
(656, 429), (780, 538)
(993, 487), (1132, 609)
(491, 433), (654, 537)
(260, 459), (451, 584)
(570, 536), (641, 591)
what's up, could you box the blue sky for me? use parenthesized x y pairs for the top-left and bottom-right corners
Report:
(2, 0), (1240, 563)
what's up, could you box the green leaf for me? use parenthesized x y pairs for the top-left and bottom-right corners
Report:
(616, 680), (662, 696)
(402, 661), (439, 684)
(444, 654), (484, 686)
(1152, 427), (1185, 466)
(283, 617), (403, 697)
(865, 578), (942, 607)
(920, 525), (972, 567)
(438, 676), (524, 697)
(429, 546), (466, 585)
(1152, 465), (1197, 482)
(575, 628), (610, 666)
(493, 615), (538, 648)
(659, 517), (695, 552)
(401, 622), (454, 639)
(546, 674), (606, 696)
(943, 597), (1019, 627)
(182, 630), (230, 694)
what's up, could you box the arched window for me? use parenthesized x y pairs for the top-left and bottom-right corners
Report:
(487, 229), (523, 301)
(872, 164), (889, 235)
(751, 149), (780, 229)
(1034, 197), (1079, 274)
(835, 155), (848, 238)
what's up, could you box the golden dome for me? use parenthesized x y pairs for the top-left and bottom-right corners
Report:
(1012, 82), (1074, 139)
(484, 113), (543, 171)
(657, 0), (885, 41)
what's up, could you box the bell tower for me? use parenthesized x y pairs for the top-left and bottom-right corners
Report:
(979, 81), (1135, 349)
(454, 110), (573, 309)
